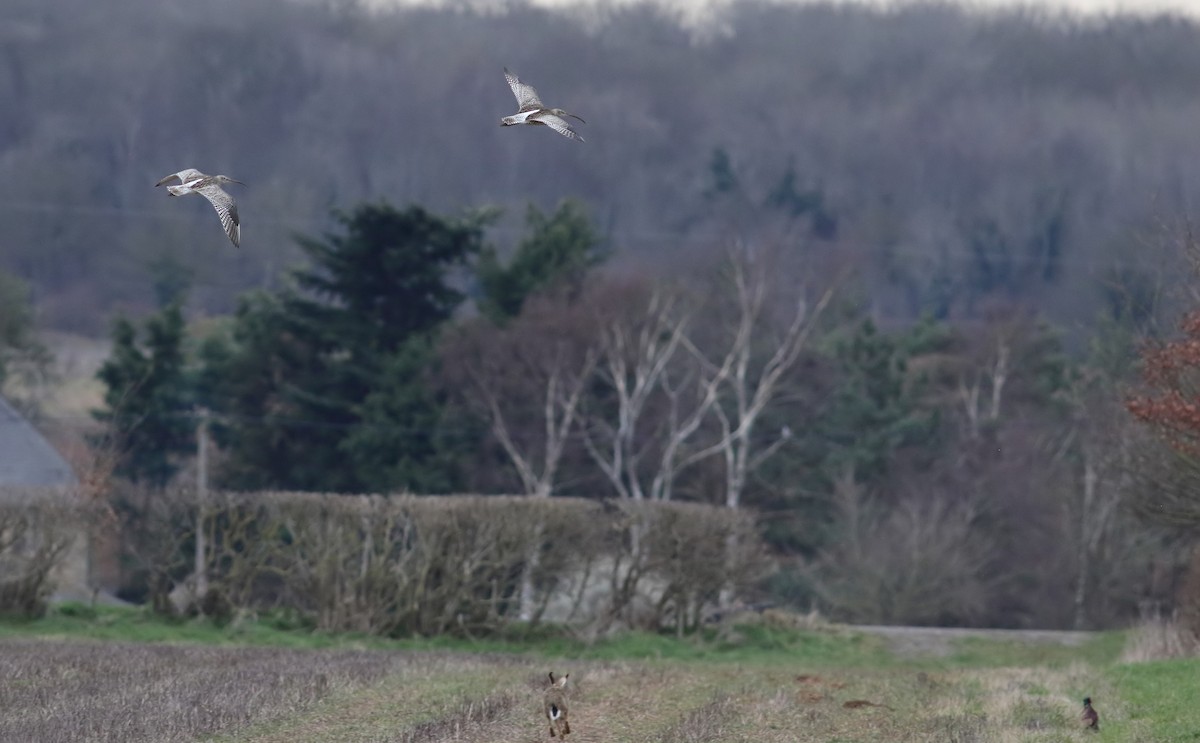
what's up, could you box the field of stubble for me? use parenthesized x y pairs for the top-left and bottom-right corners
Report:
(4, 627), (1178, 743)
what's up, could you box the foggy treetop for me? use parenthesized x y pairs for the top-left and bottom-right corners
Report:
(3, 0), (1200, 331)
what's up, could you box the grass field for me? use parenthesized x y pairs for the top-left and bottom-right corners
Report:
(1, 605), (1196, 742)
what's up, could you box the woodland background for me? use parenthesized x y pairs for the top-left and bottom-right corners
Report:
(5, 0), (1200, 633)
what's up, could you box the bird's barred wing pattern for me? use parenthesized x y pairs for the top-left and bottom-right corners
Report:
(504, 68), (544, 112)
(532, 113), (584, 142)
(155, 168), (204, 187)
(196, 184), (241, 247)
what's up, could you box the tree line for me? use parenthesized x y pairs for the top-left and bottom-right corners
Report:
(74, 196), (1193, 632)
(7, 0), (1200, 631)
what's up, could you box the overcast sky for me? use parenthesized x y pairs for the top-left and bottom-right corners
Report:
(362, 0), (1200, 33)
(869, 0), (1199, 15)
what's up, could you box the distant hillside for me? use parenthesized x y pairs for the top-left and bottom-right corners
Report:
(2, 0), (1198, 332)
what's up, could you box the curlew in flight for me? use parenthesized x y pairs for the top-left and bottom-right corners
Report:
(155, 169), (244, 247)
(500, 68), (586, 142)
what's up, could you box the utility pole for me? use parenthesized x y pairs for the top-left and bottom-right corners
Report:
(195, 408), (209, 601)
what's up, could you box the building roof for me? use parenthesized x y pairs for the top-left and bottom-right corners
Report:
(0, 396), (76, 486)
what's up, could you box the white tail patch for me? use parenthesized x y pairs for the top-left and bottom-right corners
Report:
(550, 704), (561, 719)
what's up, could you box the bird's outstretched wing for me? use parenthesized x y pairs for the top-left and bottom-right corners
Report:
(196, 184), (240, 247)
(532, 113), (584, 142)
(155, 168), (204, 187)
(504, 68), (544, 112)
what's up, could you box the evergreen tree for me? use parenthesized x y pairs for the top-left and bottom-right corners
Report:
(292, 203), (484, 352)
(93, 302), (194, 486)
(816, 317), (943, 483)
(765, 161), (838, 240)
(196, 291), (326, 490)
(476, 200), (603, 322)
(342, 336), (478, 492)
(748, 315), (947, 555)
(203, 202), (487, 492)
(703, 146), (740, 200)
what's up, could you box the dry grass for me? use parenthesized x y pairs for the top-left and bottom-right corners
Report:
(0, 639), (400, 742)
(395, 691), (519, 743)
(655, 692), (737, 743)
(226, 661), (524, 743)
(225, 662), (1120, 742)
(1121, 615), (1200, 662)
(0, 633), (1164, 742)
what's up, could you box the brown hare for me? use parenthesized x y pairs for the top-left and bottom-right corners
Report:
(543, 671), (571, 737)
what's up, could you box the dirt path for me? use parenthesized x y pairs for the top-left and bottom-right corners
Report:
(852, 624), (1097, 658)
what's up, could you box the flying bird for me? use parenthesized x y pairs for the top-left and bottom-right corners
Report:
(155, 169), (244, 247)
(501, 68), (586, 142)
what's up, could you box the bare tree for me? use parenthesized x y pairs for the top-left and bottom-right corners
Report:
(579, 247), (835, 607)
(581, 279), (731, 502)
(683, 244), (836, 606)
(443, 291), (599, 620)
(811, 468), (998, 625)
(957, 317), (1014, 439)
(449, 292), (599, 499)
(696, 243), (836, 511)
(193, 409), (210, 602)
(1044, 367), (1145, 629)
(582, 248), (834, 511)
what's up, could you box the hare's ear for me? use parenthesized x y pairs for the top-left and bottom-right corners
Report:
(548, 672), (556, 684)
(557, 673), (569, 688)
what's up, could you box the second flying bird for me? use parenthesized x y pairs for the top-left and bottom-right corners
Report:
(156, 168), (245, 248)
(501, 68), (586, 142)
(155, 69), (577, 250)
